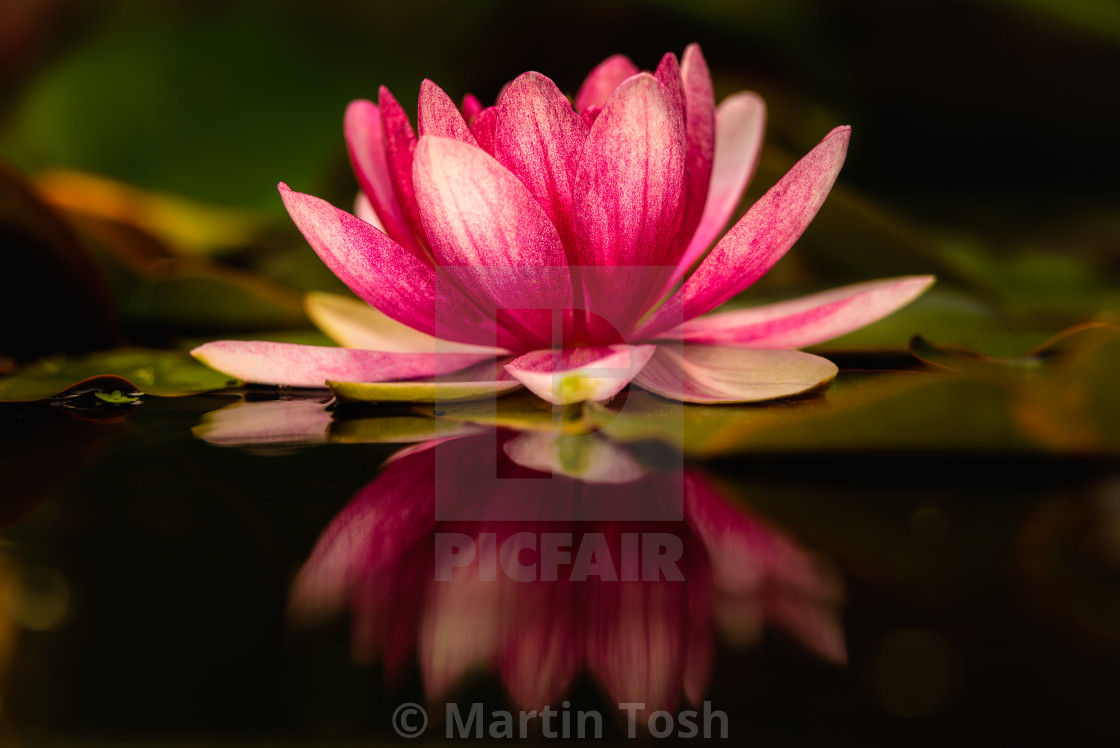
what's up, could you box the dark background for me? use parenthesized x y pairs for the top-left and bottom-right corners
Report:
(1, 1), (1119, 744)
(3, 0), (1118, 219)
(3, 0), (1119, 361)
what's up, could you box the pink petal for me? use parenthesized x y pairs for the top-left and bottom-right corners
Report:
(499, 580), (582, 711)
(495, 71), (589, 252)
(502, 431), (648, 484)
(279, 184), (508, 346)
(460, 92), (483, 124)
(352, 191), (385, 232)
(586, 576), (686, 718)
(637, 126), (850, 338)
(287, 448), (438, 624)
(418, 79), (477, 145)
(575, 53), (639, 112)
(657, 276), (935, 348)
(191, 340), (490, 388)
(193, 397), (332, 447)
(413, 135), (573, 349)
(573, 73), (687, 328)
(670, 92), (766, 287)
(684, 472), (776, 593)
(350, 555), (427, 675)
(633, 344), (838, 404)
(653, 52), (684, 113)
(768, 592), (848, 664)
(378, 86), (428, 253)
(305, 290), (504, 354)
(344, 99), (414, 254)
(470, 106), (498, 153)
(676, 44), (717, 258)
(685, 472), (846, 663)
(419, 545), (504, 701)
(580, 105), (601, 127)
(504, 344), (656, 405)
(683, 557), (714, 705)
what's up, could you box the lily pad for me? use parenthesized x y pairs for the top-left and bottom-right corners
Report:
(909, 335), (1045, 381)
(584, 371), (1029, 457)
(813, 287), (1060, 357)
(1013, 329), (1120, 452)
(0, 349), (239, 401)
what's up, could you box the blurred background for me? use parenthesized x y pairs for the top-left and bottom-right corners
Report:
(2, 1), (1120, 745)
(2, 0), (1118, 361)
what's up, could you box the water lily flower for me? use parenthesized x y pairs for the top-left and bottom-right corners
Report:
(288, 431), (845, 714)
(193, 45), (933, 405)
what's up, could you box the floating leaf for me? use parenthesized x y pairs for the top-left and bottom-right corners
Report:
(1014, 330), (1120, 452)
(0, 349), (239, 401)
(585, 371), (1030, 457)
(909, 335), (1044, 381)
(814, 288), (1059, 357)
(93, 390), (141, 405)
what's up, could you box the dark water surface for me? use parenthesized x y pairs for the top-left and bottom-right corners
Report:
(1, 392), (1118, 746)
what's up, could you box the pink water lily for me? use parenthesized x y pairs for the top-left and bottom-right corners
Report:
(289, 431), (845, 714)
(193, 45), (933, 405)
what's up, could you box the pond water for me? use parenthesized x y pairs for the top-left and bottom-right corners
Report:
(1, 391), (1118, 745)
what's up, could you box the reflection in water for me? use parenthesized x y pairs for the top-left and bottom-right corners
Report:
(192, 394), (334, 447)
(287, 428), (845, 716)
(1017, 474), (1120, 645)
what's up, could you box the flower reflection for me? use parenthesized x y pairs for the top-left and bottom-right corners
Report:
(288, 429), (844, 715)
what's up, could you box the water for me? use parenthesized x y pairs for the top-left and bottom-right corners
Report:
(1, 392), (1118, 745)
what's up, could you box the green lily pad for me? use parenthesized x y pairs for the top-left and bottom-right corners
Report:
(909, 335), (1045, 381)
(813, 288), (1059, 357)
(93, 389), (142, 404)
(0, 349), (239, 401)
(585, 371), (1030, 457)
(1013, 329), (1120, 451)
